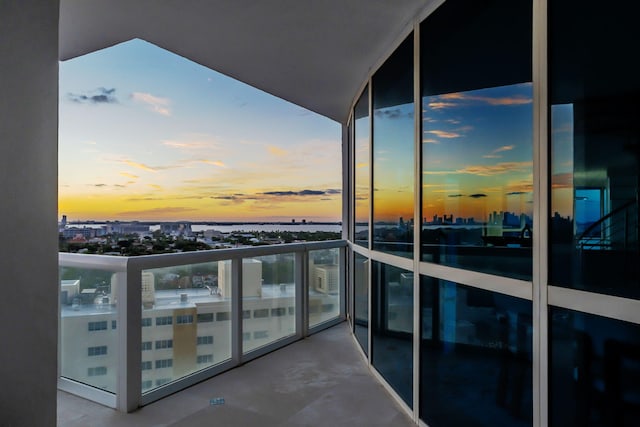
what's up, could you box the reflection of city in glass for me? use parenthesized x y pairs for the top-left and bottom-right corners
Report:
(422, 84), (533, 279)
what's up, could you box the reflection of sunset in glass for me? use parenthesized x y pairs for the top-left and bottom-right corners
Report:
(354, 116), (370, 223)
(59, 39), (341, 222)
(550, 104), (574, 219)
(373, 103), (415, 223)
(422, 83), (533, 224)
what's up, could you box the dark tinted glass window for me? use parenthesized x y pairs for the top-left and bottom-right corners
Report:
(372, 261), (413, 407)
(354, 87), (370, 247)
(550, 307), (640, 426)
(420, 276), (533, 426)
(421, 0), (533, 280)
(372, 35), (414, 258)
(549, 0), (640, 299)
(353, 252), (369, 355)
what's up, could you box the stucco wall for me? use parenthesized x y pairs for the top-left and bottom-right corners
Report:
(0, 1), (59, 425)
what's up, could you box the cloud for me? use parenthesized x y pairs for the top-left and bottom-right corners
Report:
(374, 108), (413, 120)
(469, 193), (487, 198)
(68, 87), (118, 104)
(201, 160), (227, 168)
(506, 191), (527, 195)
(131, 92), (171, 116)
(483, 144), (516, 159)
(448, 194), (464, 198)
(424, 161), (532, 177)
(211, 196), (240, 200)
(495, 145), (515, 153)
(440, 92), (532, 106)
(119, 172), (139, 179)
(260, 189), (339, 198)
(267, 145), (288, 156)
(423, 138), (440, 144)
(428, 102), (457, 110)
(163, 141), (208, 149)
(92, 184), (107, 187)
(299, 190), (325, 196)
(117, 207), (198, 217)
(120, 159), (158, 172)
(552, 172), (573, 189)
(425, 130), (462, 139)
(426, 91), (532, 110)
(148, 184), (163, 190)
(457, 162), (532, 176)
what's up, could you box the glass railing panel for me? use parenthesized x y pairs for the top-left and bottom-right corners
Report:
(141, 261), (231, 394)
(59, 266), (119, 393)
(308, 248), (341, 328)
(242, 253), (296, 354)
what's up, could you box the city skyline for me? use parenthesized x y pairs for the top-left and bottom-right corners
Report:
(59, 39), (342, 222)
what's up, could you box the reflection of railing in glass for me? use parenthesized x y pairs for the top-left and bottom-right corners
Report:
(577, 199), (638, 251)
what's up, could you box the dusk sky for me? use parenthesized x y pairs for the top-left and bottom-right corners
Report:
(59, 39), (342, 222)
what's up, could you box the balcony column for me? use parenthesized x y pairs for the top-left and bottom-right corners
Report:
(0, 1), (60, 425)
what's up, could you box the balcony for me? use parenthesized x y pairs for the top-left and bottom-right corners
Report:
(58, 322), (414, 426)
(58, 240), (349, 413)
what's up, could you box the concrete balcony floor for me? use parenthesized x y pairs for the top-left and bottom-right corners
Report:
(58, 322), (414, 426)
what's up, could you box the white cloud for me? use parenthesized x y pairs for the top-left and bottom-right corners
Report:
(131, 92), (171, 116)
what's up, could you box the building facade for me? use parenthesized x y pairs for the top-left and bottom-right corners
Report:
(345, 0), (639, 426)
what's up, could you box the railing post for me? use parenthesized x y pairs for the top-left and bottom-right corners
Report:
(296, 249), (307, 338)
(231, 257), (243, 365)
(118, 261), (142, 412)
(340, 246), (347, 320)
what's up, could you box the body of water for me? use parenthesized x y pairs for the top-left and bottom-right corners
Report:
(70, 223), (342, 233)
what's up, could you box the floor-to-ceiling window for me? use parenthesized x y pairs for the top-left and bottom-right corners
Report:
(372, 261), (414, 407)
(420, 276), (532, 426)
(372, 35), (415, 258)
(548, 1), (640, 425)
(353, 251), (369, 355)
(354, 87), (370, 248)
(421, 0), (533, 281)
(549, 0), (639, 300)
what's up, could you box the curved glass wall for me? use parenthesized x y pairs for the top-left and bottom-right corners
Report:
(354, 87), (370, 247)
(420, 0), (533, 280)
(347, 1), (640, 426)
(372, 35), (415, 258)
(549, 0), (640, 299)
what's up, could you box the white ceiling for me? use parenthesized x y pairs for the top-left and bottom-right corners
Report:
(59, 0), (432, 123)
